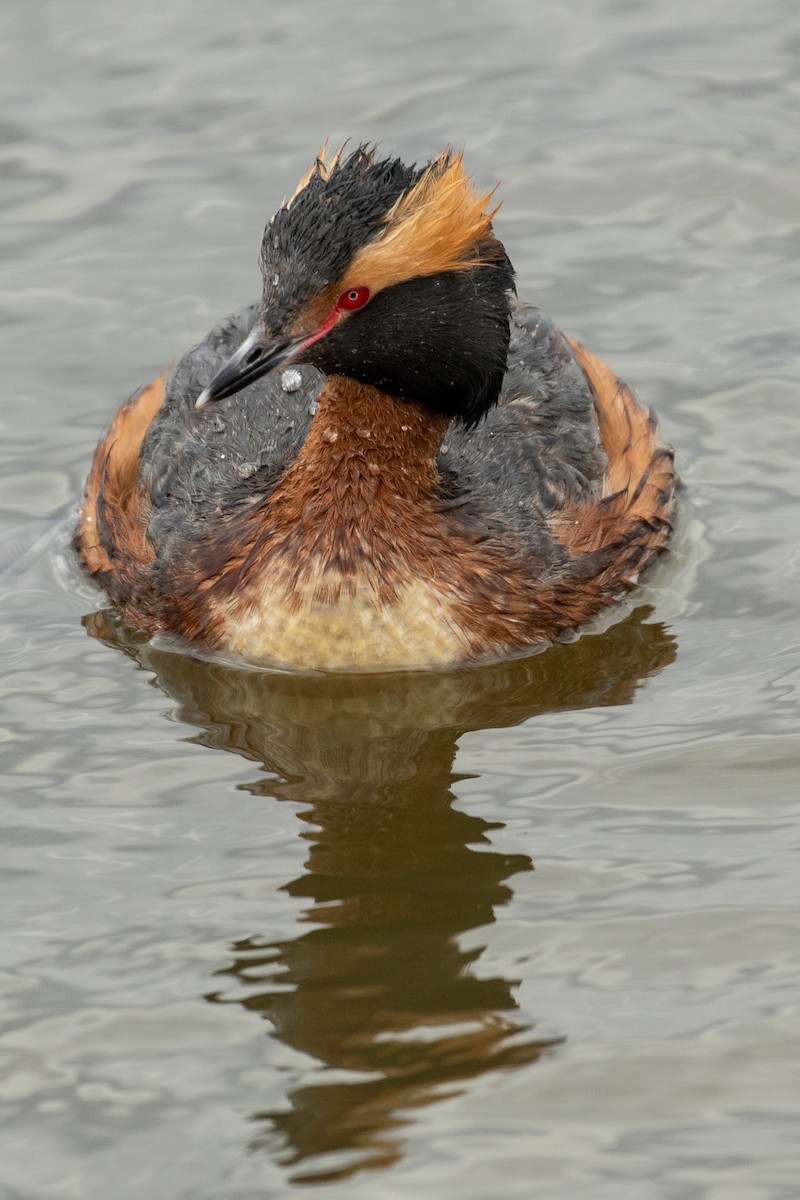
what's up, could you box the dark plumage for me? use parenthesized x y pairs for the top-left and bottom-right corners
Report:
(75, 145), (675, 671)
(261, 149), (419, 316)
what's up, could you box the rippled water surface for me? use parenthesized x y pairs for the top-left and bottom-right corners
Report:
(2, 2), (799, 1197)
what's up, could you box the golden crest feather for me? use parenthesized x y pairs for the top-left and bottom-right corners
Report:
(343, 149), (501, 294)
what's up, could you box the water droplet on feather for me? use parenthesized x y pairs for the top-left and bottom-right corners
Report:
(281, 368), (302, 393)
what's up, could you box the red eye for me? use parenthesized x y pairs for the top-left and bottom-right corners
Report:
(335, 285), (371, 312)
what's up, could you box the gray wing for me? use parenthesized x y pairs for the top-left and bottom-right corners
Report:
(437, 305), (607, 540)
(140, 304), (324, 545)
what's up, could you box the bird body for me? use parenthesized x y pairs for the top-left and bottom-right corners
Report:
(75, 147), (675, 671)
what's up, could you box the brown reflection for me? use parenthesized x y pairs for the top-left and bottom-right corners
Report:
(85, 607), (675, 1182)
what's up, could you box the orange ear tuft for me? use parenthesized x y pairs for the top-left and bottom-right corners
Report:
(341, 150), (501, 295)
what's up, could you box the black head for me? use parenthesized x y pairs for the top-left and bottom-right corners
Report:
(259, 146), (419, 317)
(197, 145), (516, 427)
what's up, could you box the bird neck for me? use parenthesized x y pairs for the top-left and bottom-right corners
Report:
(271, 375), (450, 540)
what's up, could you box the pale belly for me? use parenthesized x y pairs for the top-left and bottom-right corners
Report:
(219, 574), (472, 671)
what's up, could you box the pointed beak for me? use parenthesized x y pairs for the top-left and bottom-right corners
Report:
(195, 324), (304, 409)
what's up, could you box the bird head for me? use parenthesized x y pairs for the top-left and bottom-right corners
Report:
(196, 145), (515, 427)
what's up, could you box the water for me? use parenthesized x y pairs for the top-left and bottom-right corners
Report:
(2, 1), (799, 1196)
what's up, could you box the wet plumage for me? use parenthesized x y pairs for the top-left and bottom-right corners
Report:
(75, 146), (675, 670)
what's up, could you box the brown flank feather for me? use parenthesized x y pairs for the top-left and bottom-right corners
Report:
(563, 340), (675, 558)
(520, 340), (676, 638)
(75, 373), (165, 600)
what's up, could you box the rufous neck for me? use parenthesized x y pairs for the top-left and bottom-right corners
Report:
(282, 375), (450, 507)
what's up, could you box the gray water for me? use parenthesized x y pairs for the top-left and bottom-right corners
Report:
(1, 2), (799, 1197)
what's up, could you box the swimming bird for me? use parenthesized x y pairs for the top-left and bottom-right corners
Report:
(75, 145), (675, 671)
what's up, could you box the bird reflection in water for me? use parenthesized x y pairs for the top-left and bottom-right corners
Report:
(85, 607), (676, 1182)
